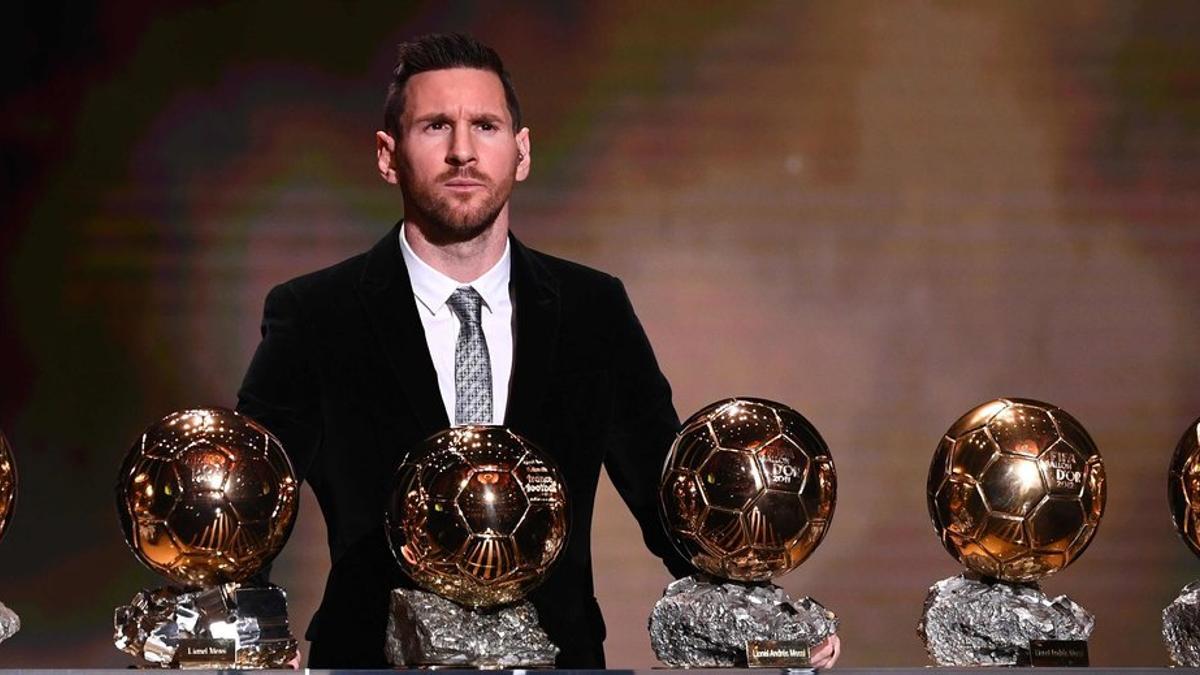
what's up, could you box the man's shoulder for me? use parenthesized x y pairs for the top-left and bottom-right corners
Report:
(285, 250), (369, 290)
(265, 246), (374, 310)
(520, 243), (623, 294)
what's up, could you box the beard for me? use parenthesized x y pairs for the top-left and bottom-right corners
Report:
(400, 166), (514, 245)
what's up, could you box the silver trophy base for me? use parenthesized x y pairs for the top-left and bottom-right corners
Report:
(385, 588), (558, 668)
(0, 601), (19, 643)
(114, 582), (297, 668)
(648, 574), (838, 667)
(1163, 580), (1200, 666)
(918, 573), (1094, 666)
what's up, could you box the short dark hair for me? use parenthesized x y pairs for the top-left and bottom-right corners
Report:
(383, 33), (522, 138)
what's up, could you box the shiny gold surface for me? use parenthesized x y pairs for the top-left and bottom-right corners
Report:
(659, 397), (837, 582)
(0, 429), (15, 543)
(1168, 416), (1200, 558)
(386, 425), (569, 609)
(115, 408), (298, 586)
(927, 398), (1105, 582)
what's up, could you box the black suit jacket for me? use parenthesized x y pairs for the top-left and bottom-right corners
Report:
(237, 225), (692, 668)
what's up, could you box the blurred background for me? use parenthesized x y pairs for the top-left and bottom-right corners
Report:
(3, 0), (1199, 667)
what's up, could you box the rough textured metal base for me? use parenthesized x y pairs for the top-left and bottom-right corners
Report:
(0, 601), (19, 643)
(648, 574), (838, 667)
(385, 588), (558, 668)
(1163, 580), (1200, 666)
(113, 583), (297, 668)
(918, 574), (1094, 666)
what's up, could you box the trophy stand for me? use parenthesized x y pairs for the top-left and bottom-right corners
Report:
(384, 427), (571, 670)
(0, 602), (17, 644)
(649, 574), (837, 668)
(652, 398), (840, 669)
(385, 588), (557, 668)
(921, 398), (1106, 667)
(113, 408), (302, 670)
(114, 582), (297, 668)
(1163, 580), (1200, 665)
(918, 573), (1093, 666)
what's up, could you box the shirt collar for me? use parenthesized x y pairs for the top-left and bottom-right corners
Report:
(399, 222), (511, 316)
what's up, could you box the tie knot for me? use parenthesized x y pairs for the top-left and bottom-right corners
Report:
(447, 286), (484, 325)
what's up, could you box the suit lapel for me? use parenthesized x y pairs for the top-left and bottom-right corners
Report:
(504, 236), (560, 441)
(356, 225), (450, 439)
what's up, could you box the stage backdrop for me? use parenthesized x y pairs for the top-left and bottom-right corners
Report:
(3, 0), (1199, 667)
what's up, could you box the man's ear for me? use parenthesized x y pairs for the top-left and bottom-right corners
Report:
(515, 127), (531, 182)
(376, 131), (399, 184)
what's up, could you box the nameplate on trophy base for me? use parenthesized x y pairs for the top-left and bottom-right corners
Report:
(1028, 639), (1089, 667)
(745, 640), (811, 668)
(175, 638), (236, 668)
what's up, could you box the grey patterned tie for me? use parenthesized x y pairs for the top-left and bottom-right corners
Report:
(446, 286), (493, 425)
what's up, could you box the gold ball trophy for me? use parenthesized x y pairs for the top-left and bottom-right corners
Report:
(113, 408), (300, 668)
(0, 428), (18, 643)
(651, 397), (838, 667)
(1163, 415), (1200, 665)
(919, 398), (1106, 666)
(384, 425), (569, 668)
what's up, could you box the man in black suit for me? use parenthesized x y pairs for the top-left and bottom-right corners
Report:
(238, 33), (839, 669)
(237, 33), (690, 668)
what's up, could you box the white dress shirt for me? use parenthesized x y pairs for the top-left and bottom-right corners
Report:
(399, 223), (513, 426)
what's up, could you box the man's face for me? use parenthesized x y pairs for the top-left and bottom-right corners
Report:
(378, 67), (530, 242)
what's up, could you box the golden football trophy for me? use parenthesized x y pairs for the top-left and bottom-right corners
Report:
(651, 397), (838, 667)
(919, 397), (1106, 666)
(384, 425), (569, 668)
(1162, 415), (1200, 665)
(113, 408), (299, 668)
(0, 428), (18, 643)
